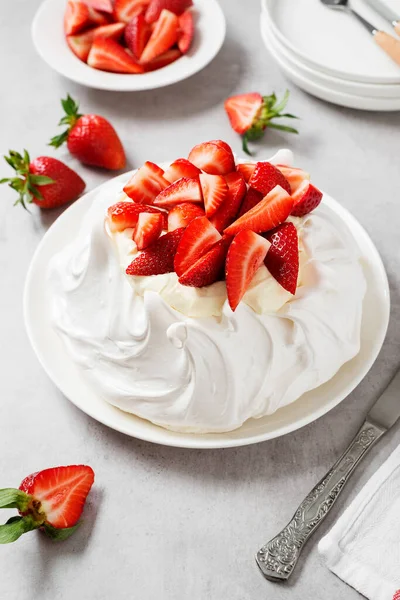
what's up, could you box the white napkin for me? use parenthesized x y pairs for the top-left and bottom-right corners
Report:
(319, 444), (400, 600)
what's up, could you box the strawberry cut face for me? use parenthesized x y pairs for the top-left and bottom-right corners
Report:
(124, 162), (169, 204)
(174, 216), (221, 276)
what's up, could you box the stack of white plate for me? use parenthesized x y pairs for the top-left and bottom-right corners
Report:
(261, 0), (400, 111)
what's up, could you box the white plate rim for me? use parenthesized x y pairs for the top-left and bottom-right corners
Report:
(32, 0), (226, 91)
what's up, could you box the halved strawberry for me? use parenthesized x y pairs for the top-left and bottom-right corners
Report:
(265, 222), (299, 295)
(224, 93), (263, 135)
(208, 139), (234, 155)
(140, 9), (179, 63)
(179, 236), (231, 287)
(225, 186), (293, 236)
(64, 1), (90, 35)
(178, 10), (194, 54)
(86, 5), (110, 26)
(142, 48), (182, 70)
(84, 0), (113, 12)
(153, 177), (202, 207)
(168, 202), (204, 231)
(126, 227), (185, 275)
(188, 141), (235, 176)
(125, 13), (151, 59)
(87, 38), (145, 73)
(237, 187), (263, 218)
(123, 162), (169, 204)
(114, 0), (150, 23)
(249, 161), (291, 196)
(199, 173), (228, 217)
(276, 165), (310, 194)
(145, 0), (193, 23)
(107, 201), (167, 232)
(237, 162), (255, 183)
(225, 230), (270, 311)
(209, 171), (247, 232)
(133, 212), (164, 249)
(291, 181), (323, 217)
(67, 23), (126, 62)
(164, 158), (201, 183)
(174, 216), (221, 276)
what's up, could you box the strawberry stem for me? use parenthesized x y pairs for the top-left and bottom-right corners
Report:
(0, 515), (39, 544)
(0, 488), (32, 511)
(0, 150), (54, 210)
(49, 95), (82, 149)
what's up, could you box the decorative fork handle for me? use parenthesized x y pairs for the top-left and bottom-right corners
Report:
(256, 418), (386, 582)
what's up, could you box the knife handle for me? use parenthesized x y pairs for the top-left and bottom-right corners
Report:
(374, 30), (400, 66)
(256, 418), (386, 582)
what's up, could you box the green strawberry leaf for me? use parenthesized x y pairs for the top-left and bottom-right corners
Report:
(0, 515), (38, 544)
(0, 488), (31, 511)
(44, 522), (80, 541)
(30, 175), (54, 186)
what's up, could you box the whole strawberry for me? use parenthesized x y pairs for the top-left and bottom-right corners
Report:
(50, 95), (126, 170)
(1, 150), (85, 210)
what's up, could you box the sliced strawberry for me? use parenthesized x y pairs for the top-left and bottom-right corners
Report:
(84, 0), (114, 12)
(140, 9), (179, 63)
(224, 186), (293, 236)
(199, 173), (228, 217)
(168, 202), (204, 231)
(209, 171), (247, 232)
(145, 0), (193, 23)
(114, 0), (150, 23)
(67, 23), (126, 62)
(225, 230), (271, 311)
(64, 1), (90, 35)
(291, 181), (323, 217)
(208, 139), (234, 156)
(142, 48), (182, 70)
(19, 465), (95, 529)
(224, 93), (263, 135)
(125, 13), (151, 59)
(237, 162), (255, 183)
(174, 216), (221, 276)
(153, 177), (202, 207)
(86, 5), (110, 26)
(123, 162), (169, 204)
(179, 236), (231, 287)
(164, 158), (201, 183)
(276, 165), (310, 194)
(87, 38), (145, 73)
(107, 201), (167, 232)
(237, 187), (263, 217)
(188, 141), (235, 176)
(265, 222), (299, 295)
(249, 162), (291, 196)
(126, 228), (185, 275)
(133, 212), (164, 249)
(178, 10), (194, 54)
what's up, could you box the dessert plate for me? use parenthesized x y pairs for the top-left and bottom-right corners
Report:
(32, 0), (226, 91)
(24, 171), (390, 449)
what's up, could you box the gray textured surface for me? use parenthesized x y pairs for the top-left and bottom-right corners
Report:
(1, 1), (400, 599)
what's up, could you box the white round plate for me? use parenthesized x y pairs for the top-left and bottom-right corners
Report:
(261, 18), (400, 111)
(24, 171), (389, 449)
(262, 0), (400, 85)
(262, 14), (400, 99)
(32, 0), (226, 91)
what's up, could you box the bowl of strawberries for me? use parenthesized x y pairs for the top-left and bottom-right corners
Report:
(32, 0), (226, 91)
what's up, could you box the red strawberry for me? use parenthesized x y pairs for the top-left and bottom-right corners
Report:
(265, 222), (299, 294)
(145, 0), (193, 23)
(64, 1), (90, 35)
(178, 10), (194, 54)
(125, 13), (151, 59)
(393, 591), (400, 600)
(133, 212), (164, 249)
(1, 150), (85, 210)
(84, 0), (113, 12)
(276, 165), (310, 194)
(164, 158), (200, 183)
(249, 161), (291, 196)
(237, 187), (263, 218)
(168, 202), (204, 231)
(124, 161), (169, 204)
(208, 139), (234, 155)
(225, 186), (293, 236)
(225, 230), (270, 311)
(126, 227), (185, 275)
(179, 236), (231, 287)
(87, 37), (145, 73)
(67, 23), (126, 62)
(188, 141), (235, 176)
(50, 95), (127, 170)
(224, 93), (263, 135)
(174, 216), (221, 276)
(86, 4), (111, 25)
(153, 177), (202, 207)
(199, 173), (228, 217)
(210, 171), (247, 232)
(142, 48), (182, 70)
(237, 162), (255, 183)
(291, 181), (323, 217)
(140, 9), (178, 62)
(107, 201), (167, 232)
(114, 0), (150, 23)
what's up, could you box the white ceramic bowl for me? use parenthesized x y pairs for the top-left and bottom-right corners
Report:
(32, 0), (226, 91)
(24, 169), (390, 449)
